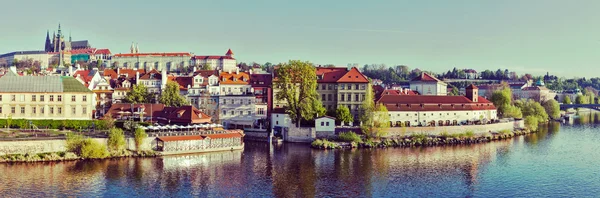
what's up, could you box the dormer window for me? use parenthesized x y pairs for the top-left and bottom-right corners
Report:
(233, 78), (237, 82)
(222, 77), (226, 82)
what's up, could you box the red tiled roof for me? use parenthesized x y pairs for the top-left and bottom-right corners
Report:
(114, 52), (192, 57)
(315, 67), (348, 83)
(193, 70), (218, 78)
(95, 49), (111, 55)
(103, 69), (118, 80)
(169, 76), (193, 90)
(377, 95), (492, 104)
(411, 73), (443, 82)
(226, 49), (234, 56)
(336, 67), (369, 83)
(118, 68), (145, 78)
(107, 103), (166, 119)
(466, 84), (478, 89)
(160, 106), (212, 124)
(139, 69), (161, 80)
(250, 74), (272, 87)
(203, 132), (243, 139)
(157, 135), (204, 142)
(219, 71), (250, 85)
(70, 48), (96, 55)
(192, 56), (234, 60)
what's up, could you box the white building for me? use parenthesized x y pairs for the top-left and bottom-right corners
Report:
(138, 69), (166, 94)
(315, 116), (335, 133)
(0, 51), (51, 68)
(218, 70), (255, 129)
(112, 47), (192, 72)
(410, 73), (448, 96)
(190, 49), (236, 72)
(378, 85), (497, 127)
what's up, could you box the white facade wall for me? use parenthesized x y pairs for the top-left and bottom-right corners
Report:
(112, 56), (190, 72)
(0, 92), (95, 120)
(219, 95), (256, 127)
(315, 117), (335, 132)
(388, 109), (498, 127)
(220, 84), (251, 96)
(271, 113), (292, 129)
(139, 79), (162, 94)
(410, 82), (447, 96)
(192, 59), (236, 72)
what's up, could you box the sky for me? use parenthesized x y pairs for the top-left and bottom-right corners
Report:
(1, 0), (599, 78)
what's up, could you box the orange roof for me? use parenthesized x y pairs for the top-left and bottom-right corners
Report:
(103, 69), (118, 80)
(169, 76), (193, 90)
(411, 73), (443, 82)
(114, 52), (191, 57)
(219, 71), (250, 85)
(95, 49), (111, 55)
(192, 56), (234, 60)
(157, 135), (204, 142)
(336, 67), (369, 83)
(139, 69), (161, 80)
(118, 68), (145, 78)
(376, 95), (496, 111)
(203, 132), (243, 139)
(226, 49), (234, 55)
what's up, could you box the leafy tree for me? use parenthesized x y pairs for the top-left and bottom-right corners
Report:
(107, 128), (126, 152)
(159, 81), (189, 107)
(517, 99), (549, 122)
(543, 99), (561, 120)
(562, 96), (572, 104)
(200, 63), (213, 70)
(502, 105), (523, 119)
(274, 60), (325, 127)
(490, 86), (513, 117)
(124, 84), (151, 104)
(335, 106), (353, 125)
(450, 86), (459, 96)
(576, 94), (586, 104)
(360, 85), (389, 138)
(524, 115), (539, 131)
(134, 127), (147, 151)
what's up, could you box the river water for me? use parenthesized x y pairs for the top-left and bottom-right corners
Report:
(2, 116), (600, 197)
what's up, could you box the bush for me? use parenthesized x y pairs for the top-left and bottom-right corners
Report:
(410, 133), (428, 142)
(525, 115), (539, 131)
(80, 139), (109, 159)
(107, 128), (126, 151)
(338, 131), (362, 143)
(311, 139), (338, 149)
(464, 131), (475, 138)
(66, 134), (109, 159)
(134, 127), (147, 151)
(0, 119), (111, 130)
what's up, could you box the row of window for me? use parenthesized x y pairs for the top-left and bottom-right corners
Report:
(0, 95), (87, 102)
(320, 93), (365, 102)
(221, 99), (254, 105)
(221, 110), (253, 116)
(317, 84), (367, 90)
(0, 106), (87, 115)
(389, 111), (495, 117)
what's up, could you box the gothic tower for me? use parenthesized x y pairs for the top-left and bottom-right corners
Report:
(45, 30), (52, 52)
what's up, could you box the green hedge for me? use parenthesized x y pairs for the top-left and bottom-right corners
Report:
(0, 119), (110, 130)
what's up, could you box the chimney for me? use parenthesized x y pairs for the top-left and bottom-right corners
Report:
(235, 67), (239, 74)
(136, 71), (140, 83)
(117, 67), (120, 75)
(249, 69), (253, 75)
(161, 69), (167, 90)
(228, 69), (232, 74)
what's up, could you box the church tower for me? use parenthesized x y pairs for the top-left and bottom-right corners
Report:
(226, 48), (234, 58)
(466, 84), (479, 102)
(45, 30), (52, 52)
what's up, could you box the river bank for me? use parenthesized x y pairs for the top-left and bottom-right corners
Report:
(0, 150), (160, 163)
(311, 128), (532, 149)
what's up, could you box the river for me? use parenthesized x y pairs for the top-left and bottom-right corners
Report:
(2, 115), (600, 197)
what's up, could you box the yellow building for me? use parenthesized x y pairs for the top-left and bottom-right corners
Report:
(0, 68), (94, 120)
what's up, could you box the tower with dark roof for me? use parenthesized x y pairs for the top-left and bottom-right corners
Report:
(466, 84), (478, 102)
(226, 49), (234, 58)
(44, 30), (52, 52)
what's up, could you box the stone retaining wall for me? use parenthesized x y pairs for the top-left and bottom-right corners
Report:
(0, 137), (156, 155)
(383, 121), (522, 137)
(284, 127), (315, 143)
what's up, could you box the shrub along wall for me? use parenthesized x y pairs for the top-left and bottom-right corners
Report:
(0, 119), (110, 130)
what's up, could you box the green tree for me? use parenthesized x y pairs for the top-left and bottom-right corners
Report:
(502, 105), (523, 119)
(274, 60), (325, 127)
(524, 115), (539, 131)
(159, 81), (189, 107)
(134, 127), (147, 151)
(543, 99), (561, 120)
(450, 86), (459, 96)
(200, 63), (213, 70)
(124, 84), (151, 104)
(490, 86), (513, 117)
(360, 86), (390, 138)
(518, 99), (549, 122)
(107, 128), (126, 152)
(576, 94), (586, 104)
(562, 96), (572, 104)
(335, 105), (353, 126)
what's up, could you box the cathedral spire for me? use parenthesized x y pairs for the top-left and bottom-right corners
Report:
(69, 30), (72, 42)
(57, 23), (62, 36)
(45, 30), (51, 52)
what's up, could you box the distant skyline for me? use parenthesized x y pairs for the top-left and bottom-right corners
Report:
(1, 0), (599, 78)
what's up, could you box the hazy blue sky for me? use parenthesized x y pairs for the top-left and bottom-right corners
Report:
(1, 0), (599, 77)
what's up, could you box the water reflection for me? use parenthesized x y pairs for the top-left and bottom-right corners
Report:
(2, 120), (600, 197)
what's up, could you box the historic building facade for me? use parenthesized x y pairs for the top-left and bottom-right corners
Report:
(410, 73), (448, 96)
(190, 49), (236, 72)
